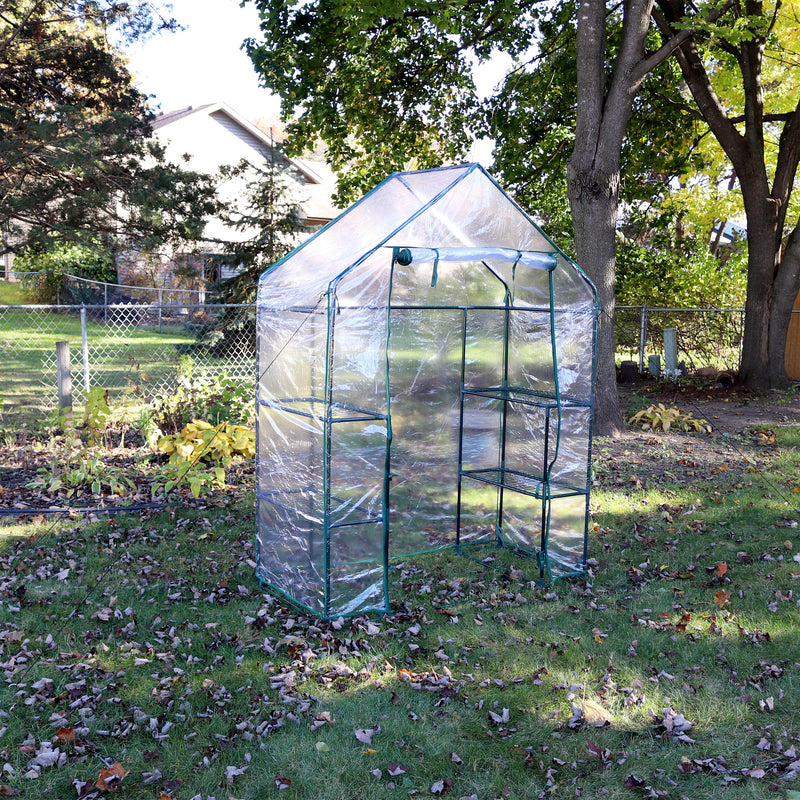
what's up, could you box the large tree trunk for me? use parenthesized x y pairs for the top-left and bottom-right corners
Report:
(654, 0), (800, 391)
(569, 0), (691, 435)
(735, 173), (800, 388)
(738, 199), (782, 387)
(751, 220), (800, 387)
(567, 161), (623, 436)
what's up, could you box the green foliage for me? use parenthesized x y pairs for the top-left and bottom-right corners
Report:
(244, 0), (539, 203)
(628, 402), (711, 433)
(16, 240), (115, 304)
(25, 393), (135, 496)
(487, 5), (702, 251)
(146, 357), (253, 440)
(0, 1), (218, 256)
(83, 387), (112, 446)
(189, 158), (309, 355)
(145, 358), (254, 497)
(156, 419), (255, 467)
(616, 210), (748, 309)
(216, 159), (309, 301)
(150, 459), (226, 499)
(27, 454), (135, 497)
(653, 0), (800, 387)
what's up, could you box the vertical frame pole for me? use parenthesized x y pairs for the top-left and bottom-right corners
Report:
(455, 307), (468, 550)
(638, 305), (648, 374)
(56, 341), (72, 418)
(496, 294), (512, 544)
(323, 290), (336, 618)
(80, 306), (90, 394)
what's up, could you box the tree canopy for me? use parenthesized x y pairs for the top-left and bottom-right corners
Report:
(653, 0), (800, 388)
(0, 1), (217, 255)
(243, 0), (800, 429)
(244, 0), (540, 203)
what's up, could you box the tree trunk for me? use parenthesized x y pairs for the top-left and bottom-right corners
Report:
(567, 161), (623, 436)
(737, 199), (779, 387)
(653, 0), (800, 392)
(736, 189), (800, 389)
(568, 0), (684, 436)
(740, 217), (800, 388)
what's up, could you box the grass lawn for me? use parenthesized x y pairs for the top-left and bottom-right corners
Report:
(0, 280), (29, 305)
(1, 387), (800, 799)
(0, 286), (200, 426)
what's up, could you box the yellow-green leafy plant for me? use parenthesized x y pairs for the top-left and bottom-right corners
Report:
(151, 460), (226, 499)
(27, 454), (135, 497)
(83, 387), (112, 445)
(628, 403), (711, 433)
(156, 420), (255, 466)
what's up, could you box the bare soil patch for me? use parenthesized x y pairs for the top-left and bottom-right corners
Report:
(594, 380), (800, 490)
(1, 382), (798, 512)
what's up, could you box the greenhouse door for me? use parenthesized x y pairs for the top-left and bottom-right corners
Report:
(319, 283), (392, 616)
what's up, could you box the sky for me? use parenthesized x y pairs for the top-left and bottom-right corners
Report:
(123, 0), (511, 164)
(124, 0), (281, 121)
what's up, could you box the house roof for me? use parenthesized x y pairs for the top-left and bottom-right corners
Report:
(150, 103), (215, 130)
(151, 101), (328, 186)
(151, 102), (340, 226)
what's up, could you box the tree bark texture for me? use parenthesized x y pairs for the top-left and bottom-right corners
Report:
(569, 0), (670, 435)
(655, 0), (800, 390)
(567, 161), (623, 436)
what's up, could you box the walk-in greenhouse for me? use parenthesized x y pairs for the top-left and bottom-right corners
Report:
(255, 164), (598, 618)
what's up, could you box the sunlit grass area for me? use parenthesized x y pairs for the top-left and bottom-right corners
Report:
(1, 418), (799, 799)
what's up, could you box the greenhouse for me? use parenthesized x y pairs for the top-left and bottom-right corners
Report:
(255, 163), (598, 618)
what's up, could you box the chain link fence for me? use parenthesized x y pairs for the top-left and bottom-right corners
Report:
(0, 292), (794, 426)
(615, 305), (746, 376)
(0, 300), (255, 426)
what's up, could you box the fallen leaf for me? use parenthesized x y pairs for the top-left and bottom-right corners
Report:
(275, 776), (291, 790)
(574, 699), (613, 727)
(55, 727), (76, 744)
(431, 777), (453, 795)
(355, 726), (381, 745)
(95, 762), (129, 792)
(741, 767), (766, 778)
(488, 708), (510, 726)
(713, 590), (731, 608)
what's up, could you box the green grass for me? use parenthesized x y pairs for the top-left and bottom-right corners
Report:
(0, 300), (199, 427)
(1, 424), (799, 799)
(0, 279), (30, 304)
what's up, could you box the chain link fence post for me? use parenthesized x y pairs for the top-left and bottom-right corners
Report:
(80, 306), (90, 394)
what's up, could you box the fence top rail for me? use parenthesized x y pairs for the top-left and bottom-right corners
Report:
(617, 305), (746, 313)
(0, 303), (256, 311)
(63, 273), (211, 297)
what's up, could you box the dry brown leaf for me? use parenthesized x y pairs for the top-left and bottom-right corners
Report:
(713, 590), (731, 608)
(578, 699), (614, 726)
(54, 727), (75, 744)
(95, 762), (129, 792)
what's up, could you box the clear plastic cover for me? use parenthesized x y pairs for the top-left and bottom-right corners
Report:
(256, 164), (598, 618)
